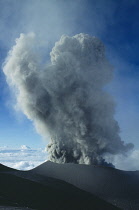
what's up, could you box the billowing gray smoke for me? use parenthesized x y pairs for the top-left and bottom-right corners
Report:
(3, 33), (133, 166)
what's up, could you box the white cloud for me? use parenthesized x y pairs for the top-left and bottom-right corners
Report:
(0, 145), (47, 170)
(20, 145), (31, 150)
(6, 161), (40, 171)
(104, 149), (139, 171)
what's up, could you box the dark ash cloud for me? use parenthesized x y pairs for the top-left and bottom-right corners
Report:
(3, 33), (134, 166)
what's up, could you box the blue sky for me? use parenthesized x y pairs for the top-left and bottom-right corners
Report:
(0, 0), (139, 169)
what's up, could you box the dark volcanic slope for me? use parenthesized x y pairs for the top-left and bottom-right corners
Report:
(33, 161), (139, 210)
(0, 164), (119, 210)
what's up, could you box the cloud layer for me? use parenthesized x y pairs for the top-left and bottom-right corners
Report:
(0, 145), (47, 170)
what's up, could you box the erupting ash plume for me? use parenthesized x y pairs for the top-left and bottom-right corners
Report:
(3, 33), (133, 166)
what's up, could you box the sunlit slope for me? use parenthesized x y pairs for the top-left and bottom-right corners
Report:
(33, 161), (139, 209)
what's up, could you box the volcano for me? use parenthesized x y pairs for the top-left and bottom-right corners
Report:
(1, 161), (139, 209)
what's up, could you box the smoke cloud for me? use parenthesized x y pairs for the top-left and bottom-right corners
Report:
(3, 33), (134, 166)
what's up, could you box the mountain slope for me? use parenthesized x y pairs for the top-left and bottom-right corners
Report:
(33, 161), (139, 210)
(0, 163), (119, 210)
